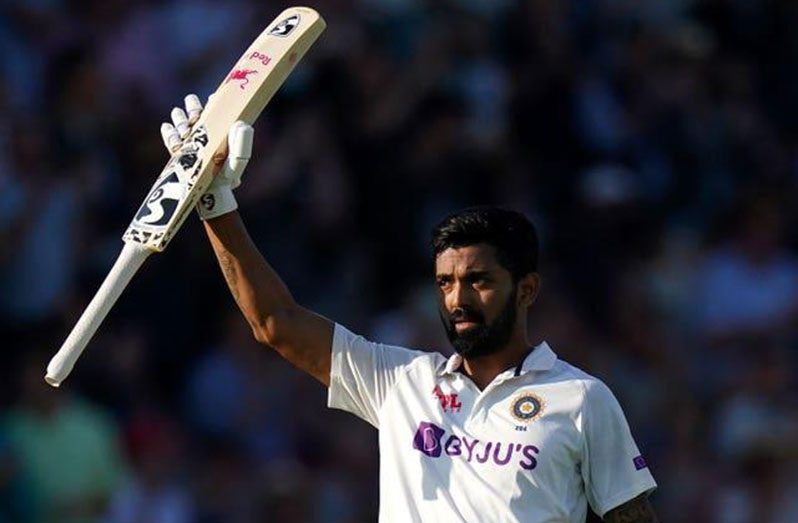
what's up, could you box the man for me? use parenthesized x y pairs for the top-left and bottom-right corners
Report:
(162, 95), (659, 522)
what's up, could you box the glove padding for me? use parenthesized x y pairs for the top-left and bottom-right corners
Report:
(161, 94), (254, 220)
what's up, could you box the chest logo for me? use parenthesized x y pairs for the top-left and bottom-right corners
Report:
(511, 392), (545, 422)
(412, 421), (540, 470)
(432, 385), (462, 413)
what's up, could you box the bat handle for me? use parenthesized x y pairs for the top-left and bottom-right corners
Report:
(45, 242), (152, 387)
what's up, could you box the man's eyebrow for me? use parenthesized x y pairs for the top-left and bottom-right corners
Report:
(463, 270), (491, 279)
(436, 269), (492, 279)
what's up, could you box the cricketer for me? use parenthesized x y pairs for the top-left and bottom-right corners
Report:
(160, 95), (659, 523)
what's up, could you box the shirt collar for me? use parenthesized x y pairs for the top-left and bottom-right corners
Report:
(437, 341), (558, 377)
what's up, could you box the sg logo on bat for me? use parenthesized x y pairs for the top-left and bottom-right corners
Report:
(133, 172), (186, 228)
(269, 14), (300, 37)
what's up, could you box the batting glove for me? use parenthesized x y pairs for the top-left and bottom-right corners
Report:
(160, 94), (254, 220)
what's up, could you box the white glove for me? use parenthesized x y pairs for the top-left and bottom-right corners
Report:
(160, 94), (254, 220)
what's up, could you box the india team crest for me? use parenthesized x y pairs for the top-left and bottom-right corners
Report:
(510, 392), (545, 422)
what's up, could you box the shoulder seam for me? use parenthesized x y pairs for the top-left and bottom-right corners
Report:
(378, 352), (440, 421)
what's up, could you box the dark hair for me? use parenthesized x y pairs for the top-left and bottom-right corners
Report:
(431, 207), (539, 280)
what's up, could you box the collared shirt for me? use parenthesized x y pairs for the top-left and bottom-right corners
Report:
(328, 324), (657, 523)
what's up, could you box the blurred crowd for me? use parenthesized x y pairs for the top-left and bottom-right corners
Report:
(2, 0), (798, 522)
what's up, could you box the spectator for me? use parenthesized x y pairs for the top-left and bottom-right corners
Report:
(3, 353), (127, 523)
(696, 198), (798, 346)
(106, 411), (193, 523)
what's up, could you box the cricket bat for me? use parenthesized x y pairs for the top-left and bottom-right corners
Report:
(45, 7), (326, 387)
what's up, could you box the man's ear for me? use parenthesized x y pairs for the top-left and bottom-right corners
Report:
(517, 273), (540, 308)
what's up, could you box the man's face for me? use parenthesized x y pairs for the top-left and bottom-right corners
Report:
(435, 244), (519, 358)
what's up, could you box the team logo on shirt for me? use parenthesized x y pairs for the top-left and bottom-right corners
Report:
(510, 393), (545, 422)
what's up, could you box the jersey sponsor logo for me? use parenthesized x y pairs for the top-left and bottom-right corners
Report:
(510, 392), (545, 422)
(412, 421), (539, 470)
(269, 14), (300, 37)
(432, 385), (462, 412)
(633, 455), (648, 471)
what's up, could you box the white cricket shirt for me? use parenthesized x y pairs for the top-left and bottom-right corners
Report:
(328, 324), (657, 522)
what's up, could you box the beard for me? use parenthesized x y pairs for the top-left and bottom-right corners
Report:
(440, 289), (518, 359)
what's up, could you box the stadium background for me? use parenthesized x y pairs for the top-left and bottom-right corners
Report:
(2, 0), (798, 521)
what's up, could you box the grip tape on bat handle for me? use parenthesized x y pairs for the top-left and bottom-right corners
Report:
(45, 242), (152, 387)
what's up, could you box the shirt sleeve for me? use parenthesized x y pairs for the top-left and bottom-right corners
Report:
(327, 323), (429, 428)
(580, 379), (657, 518)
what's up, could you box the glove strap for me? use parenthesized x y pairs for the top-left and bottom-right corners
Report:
(196, 187), (238, 220)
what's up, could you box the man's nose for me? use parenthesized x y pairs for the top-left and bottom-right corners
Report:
(448, 281), (474, 311)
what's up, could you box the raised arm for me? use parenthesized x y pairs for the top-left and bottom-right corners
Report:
(162, 95), (333, 385)
(203, 212), (333, 385)
(603, 494), (658, 523)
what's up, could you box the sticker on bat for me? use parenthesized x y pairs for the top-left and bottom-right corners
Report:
(132, 172), (186, 228)
(124, 228), (144, 244)
(249, 52), (272, 66)
(179, 151), (198, 171)
(184, 125), (208, 179)
(269, 14), (300, 37)
(192, 126), (209, 147)
(226, 69), (258, 90)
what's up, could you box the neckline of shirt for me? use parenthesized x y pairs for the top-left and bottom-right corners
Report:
(437, 341), (558, 378)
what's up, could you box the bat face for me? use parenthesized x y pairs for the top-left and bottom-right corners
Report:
(122, 7), (325, 252)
